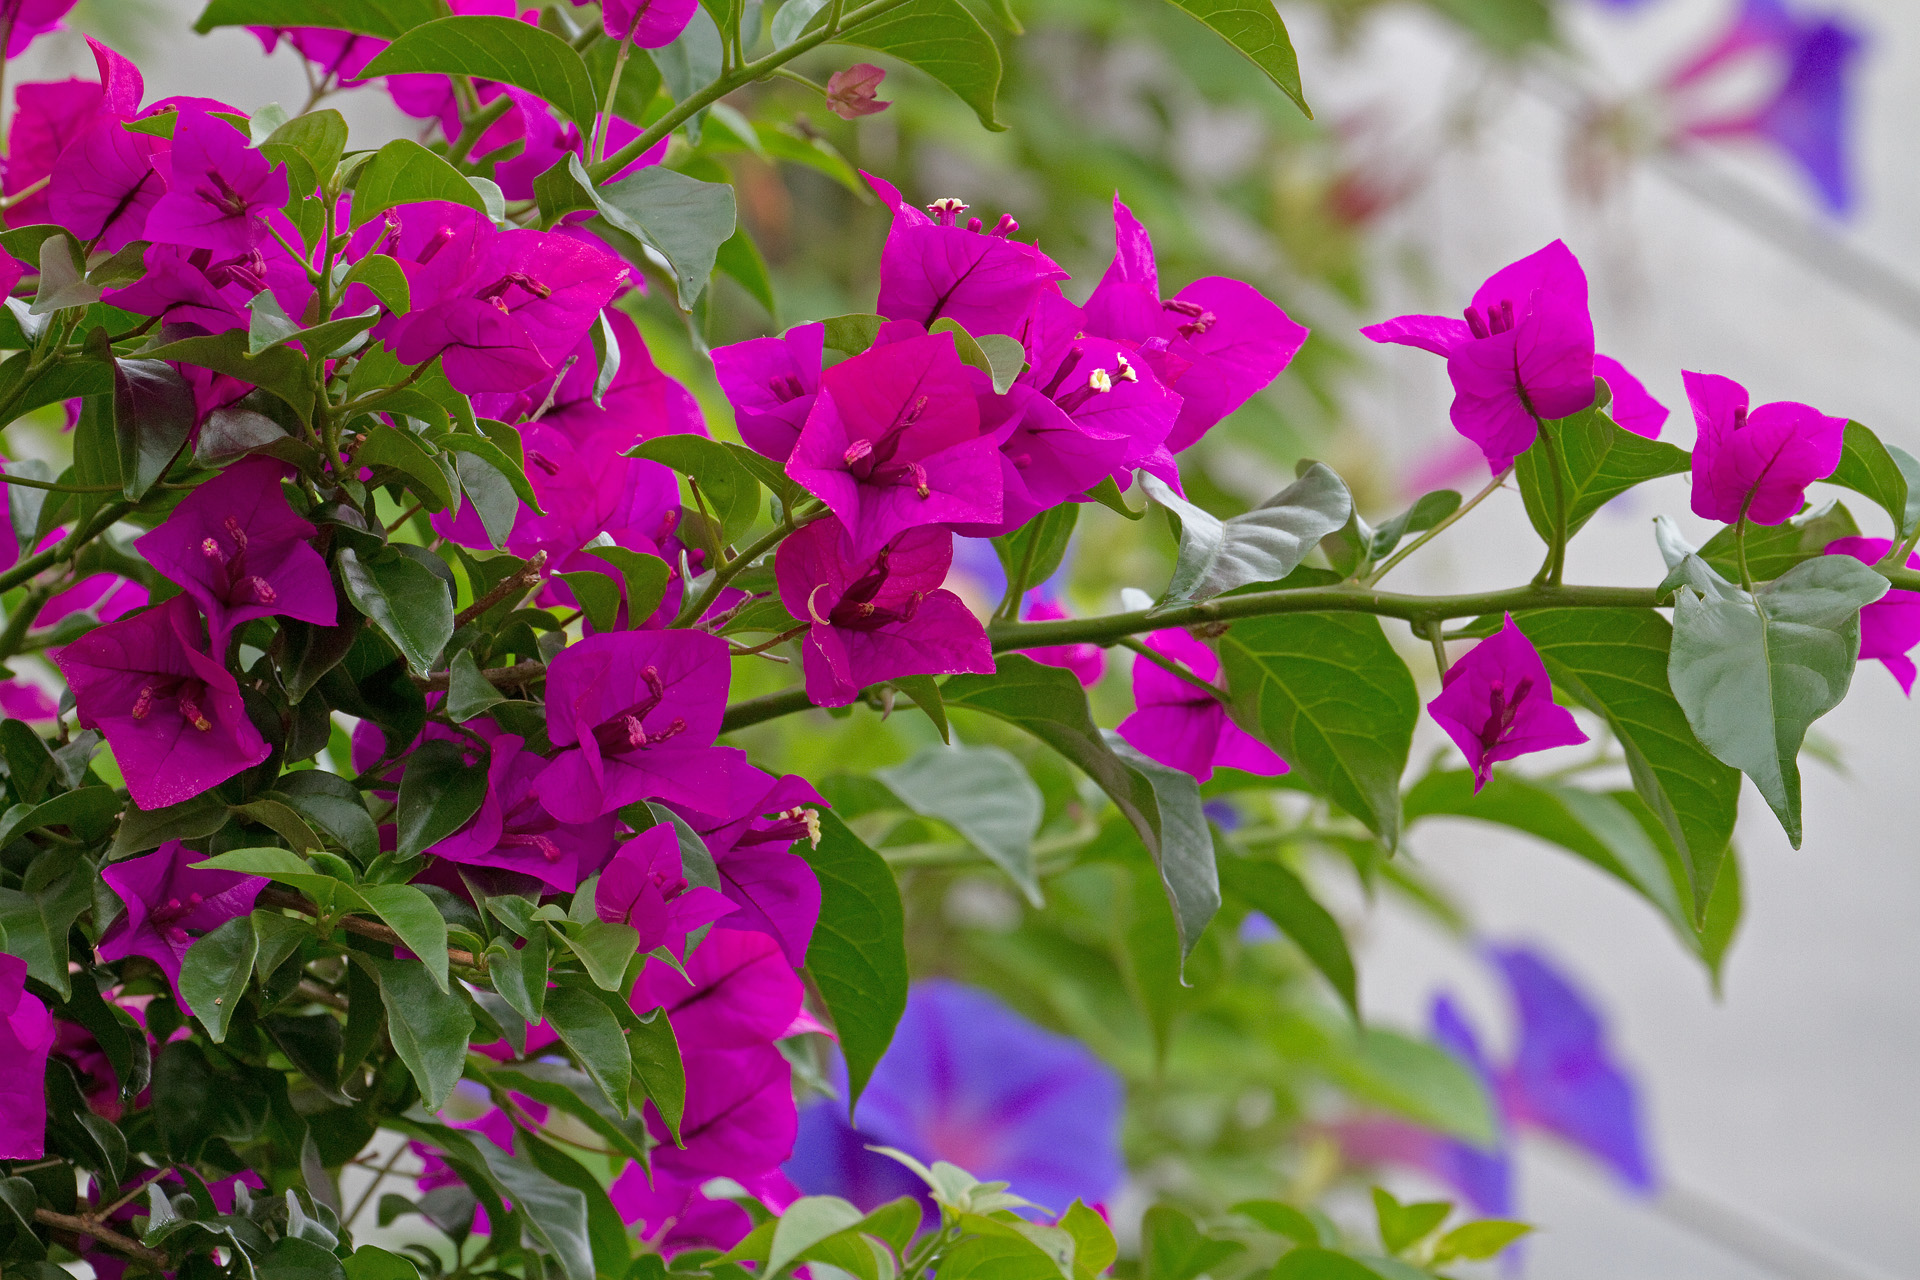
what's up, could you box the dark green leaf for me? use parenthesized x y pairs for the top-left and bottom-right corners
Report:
(545, 985), (632, 1115)
(834, 0), (1007, 130)
(1667, 550), (1886, 849)
(395, 739), (488, 860)
(1369, 489), (1461, 560)
(879, 745), (1043, 905)
(367, 954), (473, 1110)
(339, 545), (454, 676)
(194, 0), (449, 38)
(1698, 500), (1859, 583)
(577, 157), (736, 309)
(1157, 0), (1306, 114)
(0, 788), (119, 849)
(485, 1060), (651, 1164)
(340, 253), (411, 315)
(1824, 420), (1908, 537)
(628, 1009), (685, 1141)
(991, 505), (1078, 602)
(110, 792), (230, 858)
(274, 772), (381, 862)
(805, 811), (908, 1113)
(1106, 732), (1219, 964)
(447, 649), (507, 721)
(519, 1132), (631, 1277)
(141, 331), (315, 422)
(362, 17), (597, 127)
(151, 1040), (218, 1160)
(359, 425), (457, 512)
(562, 919), (641, 991)
(630, 434), (761, 544)
(0, 851), (91, 998)
(482, 1145), (596, 1280)
(112, 359), (194, 500)
(358, 884), (451, 993)
(888, 674), (949, 743)
(716, 227), (776, 315)
(31, 234), (99, 314)
(1220, 612), (1418, 847)
(348, 138), (488, 230)
(1514, 392), (1691, 546)
(1219, 856), (1355, 1015)
(1269, 1248), (1384, 1279)
(342, 1245), (421, 1280)
(178, 916), (258, 1042)
(1146, 465), (1351, 603)
(230, 797), (325, 852)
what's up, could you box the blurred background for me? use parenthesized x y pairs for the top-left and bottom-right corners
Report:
(24, 0), (1920, 1274)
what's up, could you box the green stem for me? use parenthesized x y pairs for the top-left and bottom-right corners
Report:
(674, 505), (822, 628)
(0, 500), (130, 597)
(0, 582), (52, 662)
(449, 94), (515, 166)
(1423, 618), (1449, 678)
(1119, 636), (1228, 703)
(1734, 515), (1757, 595)
(772, 67), (828, 94)
(594, 35), (636, 166)
(1362, 465), (1512, 587)
(0, 474), (122, 494)
(1529, 418), (1570, 586)
(995, 530), (1043, 622)
(586, 0), (914, 182)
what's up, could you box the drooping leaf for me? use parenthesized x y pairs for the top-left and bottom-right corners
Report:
(178, 916), (258, 1042)
(1667, 551), (1888, 849)
(484, 1060), (652, 1165)
(879, 745), (1044, 905)
(0, 850), (92, 998)
(627, 1008), (685, 1140)
(1156, 0), (1307, 115)
(1219, 612), (1418, 847)
(112, 359), (194, 500)
(361, 17), (598, 127)
(482, 1145), (597, 1280)
(348, 138), (488, 230)
(1514, 392), (1691, 547)
(367, 954), (473, 1111)
(339, 545), (455, 676)
(544, 985), (633, 1116)
(1144, 464), (1351, 603)
(805, 811), (909, 1113)
(1218, 856), (1355, 1015)
(1105, 732), (1220, 965)
(575, 157), (737, 309)
(834, 0), (1008, 130)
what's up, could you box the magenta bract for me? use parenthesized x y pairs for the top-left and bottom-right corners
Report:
(97, 841), (267, 1011)
(1427, 615), (1588, 790)
(1684, 370), (1846, 525)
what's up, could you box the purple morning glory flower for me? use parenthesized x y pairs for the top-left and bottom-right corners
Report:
(0, 953), (54, 1160)
(1488, 945), (1656, 1192)
(1427, 615), (1588, 791)
(1594, 353), (1669, 439)
(97, 840), (268, 1011)
(653, 1041), (798, 1179)
(429, 733), (618, 892)
(538, 629), (741, 823)
(671, 758), (824, 969)
(1826, 537), (1920, 693)
(135, 457), (336, 650)
(1667, 0), (1866, 216)
(1117, 628), (1286, 784)
(635, 926), (805, 1052)
(1081, 196), (1309, 453)
(712, 322), (824, 464)
(595, 823), (736, 953)
(53, 596), (272, 811)
(1684, 371), (1846, 526)
(786, 980), (1126, 1213)
(787, 331), (1004, 560)
(1364, 241), (1597, 473)
(775, 516), (994, 708)
(145, 110), (289, 256)
(867, 173), (1069, 338)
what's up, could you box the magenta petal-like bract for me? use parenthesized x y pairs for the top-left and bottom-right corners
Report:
(651, 1042), (797, 1178)
(1684, 370), (1846, 525)
(96, 840), (267, 1010)
(135, 457), (335, 649)
(636, 927), (803, 1051)
(1117, 628), (1285, 783)
(1019, 598), (1105, 686)
(600, 0), (699, 45)
(672, 759), (824, 967)
(596, 824), (736, 954)
(870, 175), (1068, 337)
(145, 111), (288, 255)
(53, 597), (271, 811)
(1826, 536), (1920, 693)
(1428, 615), (1588, 790)
(712, 322), (823, 463)
(0, 954), (54, 1159)
(1594, 353), (1669, 440)
(1365, 241), (1596, 472)
(539, 629), (739, 822)
(776, 517), (993, 707)
(47, 118), (165, 253)
(431, 734), (618, 891)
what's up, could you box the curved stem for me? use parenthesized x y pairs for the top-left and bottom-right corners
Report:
(449, 94), (515, 167)
(1119, 636), (1228, 704)
(1529, 420), (1570, 586)
(1423, 618), (1449, 678)
(1363, 466), (1512, 586)
(673, 506), (822, 628)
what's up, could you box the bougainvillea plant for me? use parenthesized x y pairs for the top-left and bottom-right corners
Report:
(0, 0), (1903, 1276)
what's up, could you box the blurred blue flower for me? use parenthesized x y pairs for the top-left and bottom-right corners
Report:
(784, 980), (1126, 1213)
(1667, 0), (1867, 215)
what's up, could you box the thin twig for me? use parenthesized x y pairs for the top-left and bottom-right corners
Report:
(344, 1142), (412, 1230)
(1363, 467), (1513, 586)
(258, 886), (482, 968)
(34, 1209), (168, 1267)
(1119, 636), (1230, 704)
(412, 658), (547, 695)
(455, 551), (548, 628)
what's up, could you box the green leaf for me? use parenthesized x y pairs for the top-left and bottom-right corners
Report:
(1268, 1249), (1383, 1279)
(1371, 1187), (1450, 1255)
(484, 1060), (652, 1164)
(194, 846), (365, 915)
(628, 1008), (685, 1139)
(767, 1197), (865, 1280)
(576, 156), (737, 309)
(366, 954), (473, 1110)
(348, 138), (488, 230)
(482, 1145), (596, 1280)
(1276, 1010), (1495, 1143)
(1698, 499), (1859, 584)
(518, 1131), (632, 1277)
(1220, 612), (1418, 847)
(339, 545), (454, 676)
(834, 0), (1007, 131)
(630, 434), (761, 543)
(1061, 1200), (1118, 1274)
(362, 16), (597, 128)
(178, 916), (258, 1042)
(1506, 608), (1741, 919)
(32, 234), (100, 314)
(772, 0), (831, 44)
(1667, 548), (1886, 848)
(343, 1246), (421, 1280)
(716, 227), (776, 316)
(1824, 420), (1908, 537)
(112, 359), (194, 500)
(195, 0), (449, 38)
(1156, 0), (1307, 115)
(558, 569), (624, 633)
(562, 919), (641, 991)
(805, 811), (909, 1113)
(263, 109), (349, 199)
(1431, 1219), (1532, 1264)
(1369, 489), (1461, 560)
(446, 649), (507, 722)
(650, 8), (723, 144)
(1229, 1201), (1322, 1247)
(340, 253), (411, 315)
(1145, 465), (1351, 603)
(0, 788), (119, 849)
(111, 792), (230, 858)
(991, 504), (1078, 599)
(395, 739), (488, 860)
(880, 745), (1043, 904)
(1514, 391), (1691, 547)
(585, 545), (673, 624)
(358, 884), (452, 993)
(1140, 1205), (1245, 1280)
(230, 797), (325, 852)
(274, 771), (381, 862)
(141, 330), (315, 422)
(889, 674), (950, 743)
(1890, 444), (1920, 539)
(359, 425), (457, 511)
(821, 313), (885, 355)
(1219, 856), (1356, 1015)
(0, 851), (92, 998)
(1105, 732), (1220, 964)
(545, 985), (633, 1115)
